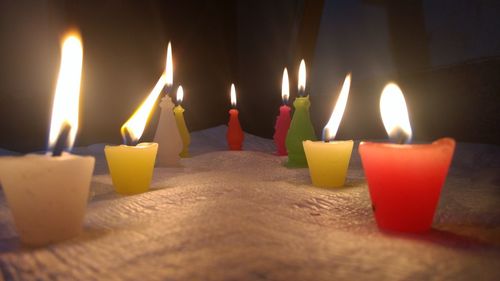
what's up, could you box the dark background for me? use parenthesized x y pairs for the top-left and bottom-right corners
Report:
(1, 0), (499, 152)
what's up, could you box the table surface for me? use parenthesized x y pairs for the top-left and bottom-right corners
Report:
(0, 126), (499, 281)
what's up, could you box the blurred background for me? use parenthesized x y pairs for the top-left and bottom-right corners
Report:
(1, 0), (499, 152)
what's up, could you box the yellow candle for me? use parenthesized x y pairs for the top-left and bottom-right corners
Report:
(303, 140), (353, 187)
(174, 86), (191, 157)
(105, 143), (158, 194)
(304, 74), (353, 188)
(105, 66), (166, 194)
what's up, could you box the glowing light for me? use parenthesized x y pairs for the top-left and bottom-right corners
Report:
(166, 42), (173, 86)
(323, 74), (351, 141)
(121, 74), (167, 143)
(282, 68), (289, 103)
(48, 31), (83, 151)
(298, 59), (306, 96)
(230, 83), (237, 107)
(380, 83), (413, 143)
(176, 85), (184, 104)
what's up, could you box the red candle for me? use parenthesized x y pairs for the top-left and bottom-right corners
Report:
(227, 83), (244, 150)
(273, 68), (291, 155)
(359, 83), (455, 233)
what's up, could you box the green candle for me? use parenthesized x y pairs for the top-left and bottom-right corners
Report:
(174, 86), (190, 157)
(285, 96), (317, 167)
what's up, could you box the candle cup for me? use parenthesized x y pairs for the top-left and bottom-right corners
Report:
(0, 153), (94, 246)
(104, 142), (158, 195)
(303, 140), (353, 188)
(359, 138), (455, 233)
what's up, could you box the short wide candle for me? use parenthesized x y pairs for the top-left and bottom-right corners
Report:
(304, 140), (353, 187)
(359, 138), (455, 232)
(0, 153), (94, 246)
(105, 143), (158, 194)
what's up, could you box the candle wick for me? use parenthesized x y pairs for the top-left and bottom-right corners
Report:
(122, 128), (137, 146)
(322, 127), (331, 143)
(52, 121), (71, 157)
(391, 127), (409, 144)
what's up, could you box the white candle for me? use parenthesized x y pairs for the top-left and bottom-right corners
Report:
(153, 42), (183, 166)
(0, 31), (94, 246)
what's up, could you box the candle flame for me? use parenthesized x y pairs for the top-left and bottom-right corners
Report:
(282, 68), (289, 103)
(48, 31), (83, 151)
(298, 59), (306, 96)
(380, 83), (412, 143)
(177, 85), (184, 104)
(166, 42), (173, 86)
(323, 74), (351, 141)
(230, 83), (237, 107)
(121, 74), (167, 143)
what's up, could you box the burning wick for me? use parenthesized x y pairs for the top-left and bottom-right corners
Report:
(322, 127), (331, 143)
(52, 121), (72, 157)
(122, 127), (137, 147)
(390, 126), (409, 144)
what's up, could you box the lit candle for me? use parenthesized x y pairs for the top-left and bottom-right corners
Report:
(227, 83), (244, 150)
(303, 74), (353, 187)
(153, 42), (183, 166)
(359, 83), (455, 233)
(0, 31), (94, 246)
(273, 68), (292, 156)
(285, 59), (317, 167)
(173, 85), (191, 157)
(104, 74), (164, 195)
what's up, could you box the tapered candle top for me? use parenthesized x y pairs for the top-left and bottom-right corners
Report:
(282, 68), (289, 105)
(380, 83), (412, 144)
(176, 85), (184, 105)
(121, 74), (167, 145)
(49, 31), (83, 155)
(166, 42), (173, 87)
(298, 59), (306, 97)
(322, 74), (351, 142)
(230, 83), (237, 108)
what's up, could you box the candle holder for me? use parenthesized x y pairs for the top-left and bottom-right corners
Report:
(105, 143), (158, 194)
(303, 140), (353, 187)
(154, 95), (183, 166)
(285, 96), (317, 167)
(0, 153), (94, 246)
(359, 138), (455, 233)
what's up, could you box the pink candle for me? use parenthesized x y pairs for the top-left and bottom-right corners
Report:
(359, 83), (455, 233)
(273, 68), (291, 155)
(227, 84), (244, 150)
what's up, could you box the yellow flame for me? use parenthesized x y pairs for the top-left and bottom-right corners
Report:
(176, 85), (184, 104)
(323, 74), (351, 141)
(121, 74), (167, 142)
(230, 83), (237, 107)
(298, 59), (306, 93)
(48, 31), (83, 151)
(282, 68), (289, 103)
(166, 42), (173, 86)
(380, 83), (412, 140)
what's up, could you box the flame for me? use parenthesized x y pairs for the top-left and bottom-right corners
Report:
(121, 74), (167, 142)
(166, 42), (173, 86)
(177, 85), (184, 104)
(323, 74), (351, 141)
(298, 59), (306, 95)
(230, 83), (237, 107)
(380, 83), (412, 142)
(48, 31), (83, 151)
(282, 68), (289, 103)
